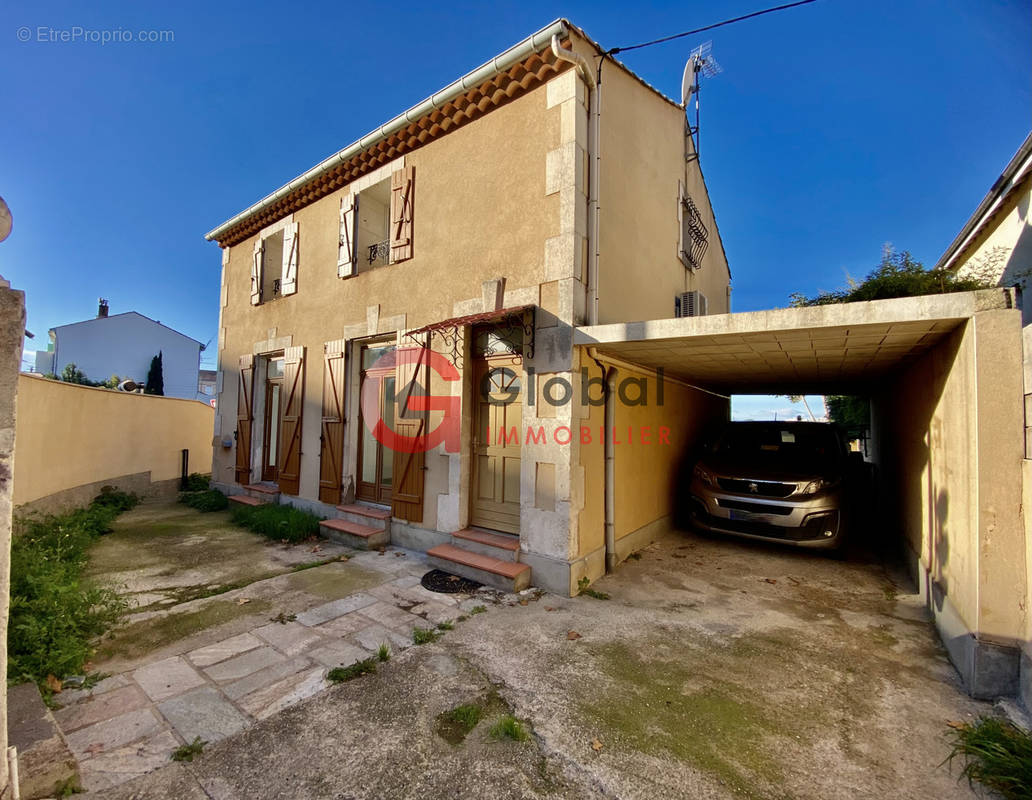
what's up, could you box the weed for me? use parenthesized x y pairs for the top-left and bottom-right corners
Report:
(413, 627), (441, 645)
(179, 489), (228, 512)
(457, 615), (469, 622)
(170, 736), (207, 762)
(628, 552), (642, 561)
(490, 714), (530, 742)
(269, 612), (297, 625)
(291, 556), (345, 573)
(328, 658), (377, 683)
(54, 776), (83, 796)
(90, 486), (139, 514)
(377, 643), (391, 662)
(882, 585), (898, 602)
(470, 605), (487, 615)
(230, 504), (322, 543)
(181, 473), (211, 492)
(434, 703), (483, 745)
(437, 620), (454, 631)
(577, 577), (610, 600)
(945, 717), (1032, 799)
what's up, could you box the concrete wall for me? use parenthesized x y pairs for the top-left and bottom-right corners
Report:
(44, 312), (203, 400)
(874, 306), (1027, 697)
(13, 374), (214, 510)
(0, 278), (26, 800)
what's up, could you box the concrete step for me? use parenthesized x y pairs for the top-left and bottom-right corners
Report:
(242, 483), (280, 502)
(427, 543), (531, 592)
(229, 494), (267, 507)
(451, 528), (520, 561)
(335, 503), (391, 531)
(319, 518), (389, 550)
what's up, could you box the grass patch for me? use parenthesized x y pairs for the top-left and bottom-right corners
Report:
(577, 577), (610, 600)
(946, 716), (1032, 799)
(170, 736), (207, 762)
(377, 643), (391, 662)
(327, 658), (377, 683)
(413, 626), (441, 645)
(490, 714), (530, 742)
(230, 503), (322, 543)
(470, 605), (487, 615)
(436, 703), (483, 745)
(54, 776), (83, 797)
(179, 489), (228, 512)
(9, 489), (136, 685)
(181, 473), (211, 492)
(437, 620), (454, 631)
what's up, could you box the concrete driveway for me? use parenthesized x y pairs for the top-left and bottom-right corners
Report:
(93, 530), (988, 799)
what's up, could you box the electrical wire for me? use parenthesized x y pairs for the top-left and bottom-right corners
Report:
(607, 0), (821, 55)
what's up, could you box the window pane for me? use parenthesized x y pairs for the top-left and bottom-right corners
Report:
(361, 422), (377, 484)
(381, 377), (395, 485)
(267, 385), (280, 467)
(267, 358), (284, 379)
(362, 344), (395, 370)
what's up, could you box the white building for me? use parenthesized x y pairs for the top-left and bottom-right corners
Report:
(33, 301), (204, 400)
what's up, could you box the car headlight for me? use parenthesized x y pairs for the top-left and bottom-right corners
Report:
(799, 478), (835, 495)
(693, 465), (715, 486)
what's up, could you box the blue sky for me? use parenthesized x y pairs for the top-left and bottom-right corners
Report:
(2, 0), (1029, 417)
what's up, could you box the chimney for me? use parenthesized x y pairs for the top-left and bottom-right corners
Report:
(97, 298), (108, 318)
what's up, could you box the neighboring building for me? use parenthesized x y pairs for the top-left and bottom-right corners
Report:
(938, 131), (1032, 322)
(205, 19), (731, 595)
(33, 300), (204, 400)
(198, 369), (217, 402)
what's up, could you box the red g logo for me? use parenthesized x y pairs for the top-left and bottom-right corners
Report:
(361, 347), (461, 454)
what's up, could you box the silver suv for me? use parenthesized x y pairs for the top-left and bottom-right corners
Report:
(688, 422), (848, 549)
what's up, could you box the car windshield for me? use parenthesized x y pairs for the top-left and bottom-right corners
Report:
(710, 424), (841, 472)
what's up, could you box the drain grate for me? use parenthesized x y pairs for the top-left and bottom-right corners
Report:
(421, 569), (482, 594)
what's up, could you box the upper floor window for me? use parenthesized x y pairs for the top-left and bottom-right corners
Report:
(338, 165), (415, 278)
(251, 220), (298, 306)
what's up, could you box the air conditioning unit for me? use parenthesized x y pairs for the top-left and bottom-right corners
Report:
(675, 291), (708, 318)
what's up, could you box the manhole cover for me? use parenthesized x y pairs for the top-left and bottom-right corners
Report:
(421, 569), (482, 594)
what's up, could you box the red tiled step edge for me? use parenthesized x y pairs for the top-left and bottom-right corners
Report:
(320, 518), (381, 539)
(427, 544), (530, 579)
(228, 495), (265, 506)
(452, 528), (520, 552)
(243, 484), (279, 495)
(336, 503), (391, 521)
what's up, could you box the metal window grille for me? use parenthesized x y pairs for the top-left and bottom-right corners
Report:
(682, 195), (709, 271)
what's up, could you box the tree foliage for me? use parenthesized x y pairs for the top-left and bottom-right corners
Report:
(789, 248), (996, 308)
(145, 351), (164, 396)
(825, 395), (870, 437)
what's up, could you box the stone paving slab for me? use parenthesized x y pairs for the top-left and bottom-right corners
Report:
(253, 621), (325, 655)
(316, 612), (373, 638)
(358, 600), (429, 631)
(55, 674), (132, 708)
(53, 684), (150, 733)
(410, 601), (460, 626)
(133, 656), (206, 703)
(223, 656), (314, 701)
(350, 623), (413, 654)
(295, 593), (379, 626)
(78, 730), (180, 794)
(158, 687), (250, 744)
(65, 708), (165, 758)
(187, 632), (263, 667)
(307, 640), (371, 669)
(236, 667), (328, 720)
(203, 646), (286, 684)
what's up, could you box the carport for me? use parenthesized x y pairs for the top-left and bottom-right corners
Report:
(573, 288), (1028, 699)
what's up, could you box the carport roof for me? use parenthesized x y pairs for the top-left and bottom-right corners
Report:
(574, 289), (1017, 394)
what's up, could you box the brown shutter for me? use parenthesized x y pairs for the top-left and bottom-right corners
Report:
(318, 341), (346, 504)
(391, 343), (426, 521)
(251, 240), (264, 305)
(235, 354), (254, 484)
(389, 166), (414, 263)
(337, 194), (357, 277)
(281, 222), (298, 296)
(278, 345), (305, 496)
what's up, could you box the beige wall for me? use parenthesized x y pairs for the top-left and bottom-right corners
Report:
(596, 55), (730, 324)
(13, 374), (214, 508)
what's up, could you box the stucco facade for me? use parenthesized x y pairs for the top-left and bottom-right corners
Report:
(206, 21), (730, 595)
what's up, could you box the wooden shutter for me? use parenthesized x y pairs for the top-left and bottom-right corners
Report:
(391, 344), (426, 521)
(281, 222), (298, 296)
(235, 354), (254, 484)
(318, 341), (346, 504)
(278, 345), (305, 496)
(337, 194), (357, 278)
(390, 166), (414, 263)
(251, 240), (264, 305)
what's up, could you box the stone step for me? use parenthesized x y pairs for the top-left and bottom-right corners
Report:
(242, 483), (280, 501)
(228, 495), (266, 507)
(451, 528), (520, 561)
(427, 543), (531, 592)
(335, 503), (391, 531)
(319, 518), (389, 550)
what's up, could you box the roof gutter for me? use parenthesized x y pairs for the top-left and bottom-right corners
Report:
(205, 19), (570, 243)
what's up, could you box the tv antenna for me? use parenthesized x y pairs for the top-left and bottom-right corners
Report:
(681, 41), (722, 159)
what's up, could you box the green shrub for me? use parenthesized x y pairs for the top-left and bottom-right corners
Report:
(8, 492), (134, 685)
(181, 473), (210, 492)
(230, 504), (321, 543)
(946, 717), (1032, 799)
(180, 490), (229, 512)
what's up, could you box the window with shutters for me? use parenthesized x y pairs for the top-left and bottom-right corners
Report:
(262, 230), (284, 298)
(338, 165), (414, 279)
(251, 220), (299, 304)
(356, 178), (392, 271)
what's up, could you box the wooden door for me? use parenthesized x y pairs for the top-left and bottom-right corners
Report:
(471, 356), (522, 534)
(277, 346), (305, 496)
(235, 355), (255, 484)
(318, 343), (346, 504)
(357, 343), (396, 504)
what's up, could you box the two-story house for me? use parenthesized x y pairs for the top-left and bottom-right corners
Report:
(205, 19), (731, 595)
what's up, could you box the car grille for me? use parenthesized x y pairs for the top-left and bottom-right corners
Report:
(717, 499), (793, 516)
(716, 478), (796, 498)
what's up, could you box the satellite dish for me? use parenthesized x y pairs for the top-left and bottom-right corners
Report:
(118, 379), (140, 393)
(0, 197), (11, 243)
(680, 41), (722, 107)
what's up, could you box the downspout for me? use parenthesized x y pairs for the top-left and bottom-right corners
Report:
(550, 36), (600, 325)
(588, 347), (617, 573)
